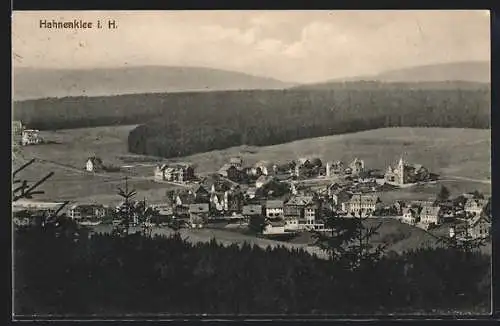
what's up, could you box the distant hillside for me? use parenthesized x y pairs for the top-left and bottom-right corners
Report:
(12, 66), (295, 100)
(295, 61), (490, 90)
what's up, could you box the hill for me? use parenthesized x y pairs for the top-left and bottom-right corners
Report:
(12, 66), (295, 100)
(295, 61), (490, 90)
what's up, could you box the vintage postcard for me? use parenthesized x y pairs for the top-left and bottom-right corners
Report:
(11, 10), (492, 319)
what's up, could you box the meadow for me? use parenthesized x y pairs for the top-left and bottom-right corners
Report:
(14, 125), (490, 205)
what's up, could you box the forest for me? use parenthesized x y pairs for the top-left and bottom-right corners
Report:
(12, 82), (490, 158)
(14, 226), (491, 316)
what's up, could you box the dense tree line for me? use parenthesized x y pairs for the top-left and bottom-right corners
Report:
(12, 162), (491, 316)
(14, 84), (489, 157)
(14, 227), (490, 316)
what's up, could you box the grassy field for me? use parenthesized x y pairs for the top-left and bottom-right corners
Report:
(14, 126), (490, 205)
(13, 125), (183, 205)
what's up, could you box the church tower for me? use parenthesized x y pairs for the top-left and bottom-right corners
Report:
(398, 155), (405, 185)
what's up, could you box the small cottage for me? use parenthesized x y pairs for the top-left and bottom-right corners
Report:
(86, 156), (104, 172)
(464, 198), (489, 218)
(401, 207), (419, 225)
(189, 203), (209, 228)
(469, 214), (491, 239)
(262, 220), (286, 235)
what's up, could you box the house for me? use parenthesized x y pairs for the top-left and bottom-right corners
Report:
(325, 160), (345, 177)
(384, 156), (430, 186)
(224, 190), (244, 213)
(176, 192), (196, 207)
(154, 163), (194, 183)
(12, 120), (24, 144)
(189, 203), (209, 228)
(393, 200), (407, 215)
(284, 217), (300, 231)
(175, 192), (196, 216)
(152, 204), (174, 217)
(86, 156), (104, 172)
(12, 120), (24, 134)
(202, 176), (233, 194)
(188, 184), (211, 203)
(464, 198), (489, 218)
(284, 195), (320, 226)
(469, 215), (491, 239)
(419, 205), (443, 225)
(401, 207), (419, 225)
(297, 157), (316, 167)
(218, 164), (240, 181)
(210, 192), (226, 212)
(21, 129), (42, 146)
(242, 204), (263, 217)
(69, 204), (107, 221)
(265, 200), (284, 219)
(229, 157), (243, 169)
(245, 187), (257, 199)
(331, 189), (352, 211)
(348, 158), (365, 176)
(263, 220), (286, 235)
(256, 175), (274, 189)
(253, 160), (277, 176)
(294, 165), (311, 178)
(342, 194), (380, 217)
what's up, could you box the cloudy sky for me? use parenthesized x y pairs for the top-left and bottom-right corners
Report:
(12, 10), (490, 83)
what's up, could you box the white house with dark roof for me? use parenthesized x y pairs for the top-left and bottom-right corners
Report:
(21, 129), (42, 146)
(86, 156), (104, 172)
(265, 200), (284, 219)
(342, 194), (380, 217)
(464, 198), (489, 218)
(242, 204), (262, 217)
(419, 205), (443, 225)
(229, 157), (243, 169)
(469, 214), (491, 239)
(263, 220), (286, 235)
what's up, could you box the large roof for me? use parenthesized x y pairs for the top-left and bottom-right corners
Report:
(242, 205), (262, 215)
(266, 200), (284, 209)
(348, 194), (379, 205)
(465, 198), (489, 209)
(286, 195), (315, 206)
(189, 203), (209, 213)
(421, 205), (441, 216)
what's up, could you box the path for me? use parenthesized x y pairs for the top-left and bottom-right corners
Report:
(441, 175), (491, 185)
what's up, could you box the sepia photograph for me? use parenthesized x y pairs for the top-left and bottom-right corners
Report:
(11, 10), (491, 318)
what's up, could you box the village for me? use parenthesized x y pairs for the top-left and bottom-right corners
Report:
(12, 118), (492, 244)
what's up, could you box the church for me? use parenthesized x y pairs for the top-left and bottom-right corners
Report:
(384, 156), (430, 186)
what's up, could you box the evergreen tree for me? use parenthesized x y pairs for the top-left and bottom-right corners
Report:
(313, 193), (386, 270)
(115, 176), (137, 236)
(436, 185), (450, 202)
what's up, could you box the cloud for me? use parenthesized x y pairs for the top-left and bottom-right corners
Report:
(12, 10), (490, 83)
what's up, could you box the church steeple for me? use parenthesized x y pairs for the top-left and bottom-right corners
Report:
(398, 154), (406, 185)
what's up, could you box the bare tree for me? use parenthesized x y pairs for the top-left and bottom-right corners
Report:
(12, 159), (70, 230)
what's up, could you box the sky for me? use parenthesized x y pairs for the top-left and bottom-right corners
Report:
(12, 10), (490, 83)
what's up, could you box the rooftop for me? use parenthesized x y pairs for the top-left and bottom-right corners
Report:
(266, 200), (284, 209)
